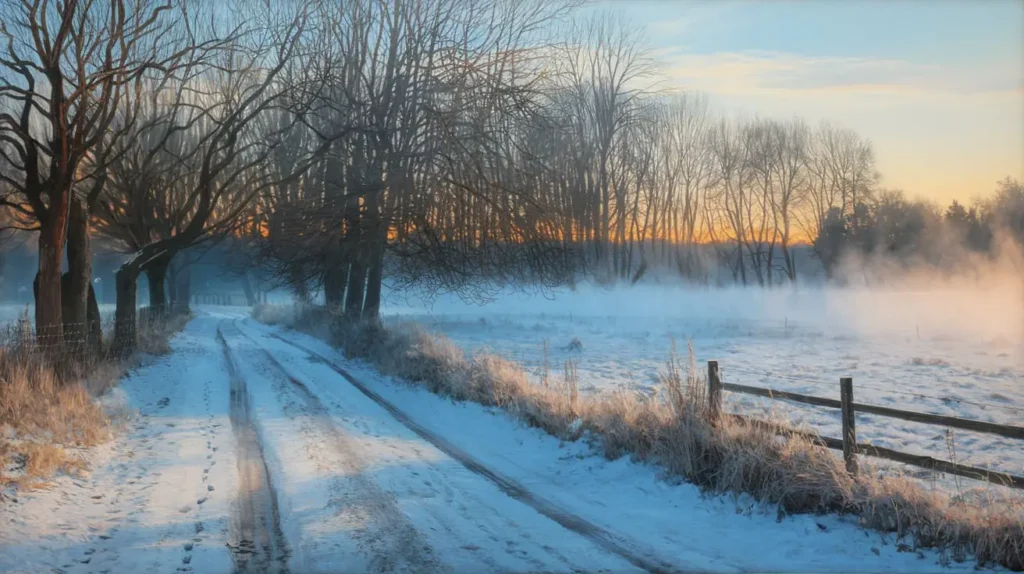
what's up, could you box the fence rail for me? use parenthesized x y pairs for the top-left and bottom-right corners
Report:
(707, 360), (1024, 490)
(193, 293), (237, 306)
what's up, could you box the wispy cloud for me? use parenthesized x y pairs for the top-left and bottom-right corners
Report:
(656, 50), (1023, 97)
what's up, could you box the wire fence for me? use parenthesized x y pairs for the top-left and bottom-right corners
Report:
(0, 305), (183, 356)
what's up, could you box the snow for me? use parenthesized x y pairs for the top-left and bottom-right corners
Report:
(222, 317), (643, 573)
(239, 315), (982, 572)
(0, 314), (238, 573)
(0, 300), (1013, 572)
(377, 283), (1024, 487)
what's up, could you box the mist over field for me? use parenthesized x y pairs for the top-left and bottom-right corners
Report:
(374, 253), (1024, 487)
(382, 242), (1024, 344)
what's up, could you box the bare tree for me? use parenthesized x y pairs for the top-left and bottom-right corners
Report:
(706, 117), (751, 284)
(95, 4), (355, 354)
(661, 92), (713, 275)
(771, 118), (810, 282)
(0, 0), (207, 348)
(799, 121), (878, 273)
(556, 12), (653, 278)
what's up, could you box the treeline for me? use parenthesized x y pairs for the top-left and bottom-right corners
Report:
(814, 177), (1024, 279)
(239, 5), (1023, 299)
(238, 8), (894, 298)
(0, 0), (1020, 355)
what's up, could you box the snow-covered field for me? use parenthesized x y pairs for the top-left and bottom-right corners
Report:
(379, 280), (1024, 484)
(3, 309), (979, 572)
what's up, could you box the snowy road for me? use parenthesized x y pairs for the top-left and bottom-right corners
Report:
(0, 311), (977, 573)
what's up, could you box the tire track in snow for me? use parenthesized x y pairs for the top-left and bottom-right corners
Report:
(256, 325), (683, 574)
(226, 319), (447, 574)
(217, 322), (291, 573)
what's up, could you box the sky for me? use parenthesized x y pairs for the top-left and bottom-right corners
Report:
(593, 0), (1024, 207)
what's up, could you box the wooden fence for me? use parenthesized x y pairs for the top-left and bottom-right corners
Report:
(191, 292), (268, 306)
(706, 361), (1024, 490)
(193, 293), (235, 306)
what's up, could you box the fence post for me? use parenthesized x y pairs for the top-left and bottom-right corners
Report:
(840, 377), (858, 475)
(707, 360), (722, 423)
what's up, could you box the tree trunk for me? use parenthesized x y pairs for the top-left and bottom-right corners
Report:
(293, 274), (310, 304)
(361, 239), (384, 322)
(64, 197), (92, 357)
(240, 273), (256, 307)
(146, 256), (170, 315)
(35, 219), (67, 348)
(85, 281), (101, 355)
(324, 263), (347, 308)
(323, 233), (348, 308)
(113, 263), (140, 357)
(176, 263), (191, 314)
(344, 257), (367, 319)
(360, 178), (388, 322)
(781, 242), (793, 282)
(343, 176), (365, 318)
(167, 264), (178, 312)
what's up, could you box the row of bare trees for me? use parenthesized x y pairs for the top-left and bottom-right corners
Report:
(3, 0), (1006, 354)
(242, 7), (887, 314)
(0, 0), (369, 354)
(242, 0), (583, 315)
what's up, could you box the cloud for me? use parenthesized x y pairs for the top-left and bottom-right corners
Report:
(645, 18), (693, 37)
(640, 0), (736, 30)
(656, 50), (1023, 97)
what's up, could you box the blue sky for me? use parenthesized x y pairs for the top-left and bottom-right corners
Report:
(593, 0), (1024, 204)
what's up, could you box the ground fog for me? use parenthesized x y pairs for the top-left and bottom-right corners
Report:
(380, 274), (1024, 485)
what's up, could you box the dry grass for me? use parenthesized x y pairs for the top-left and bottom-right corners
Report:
(252, 303), (300, 327)
(257, 304), (1024, 570)
(0, 442), (88, 490)
(136, 310), (194, 356)
(0, 344), (108, 489)
(0, 309), (193, 490)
